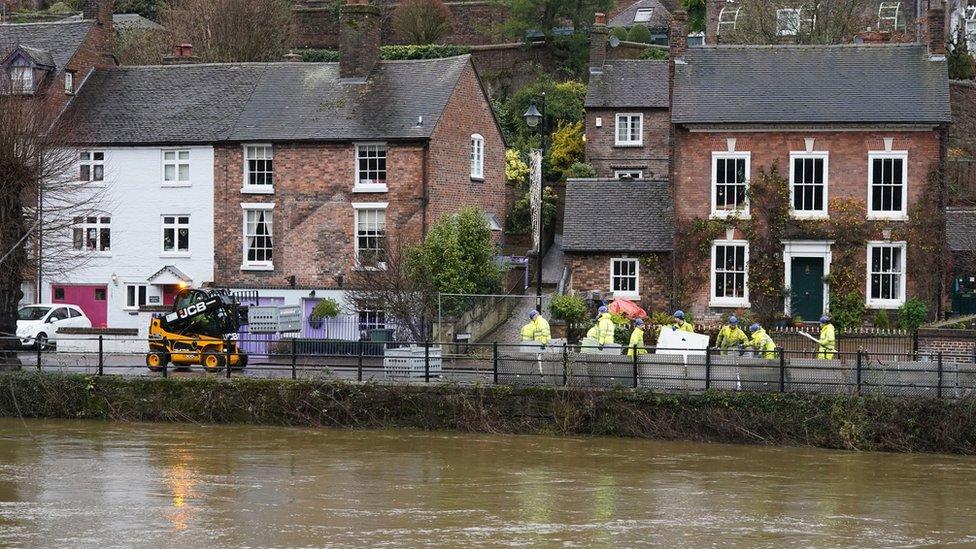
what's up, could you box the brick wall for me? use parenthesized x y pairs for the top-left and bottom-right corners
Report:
(567, 252), (670, 311)
(426, 62), (507, 237)
(585, 108), (670, 180)
(213, 141), (425, 289)
(951, 81), (976, 154)
(41, 2), (115, 116)
(292, 0), (505, 49)
(673, 128), (944, 317)
(918, 328), (976, 360)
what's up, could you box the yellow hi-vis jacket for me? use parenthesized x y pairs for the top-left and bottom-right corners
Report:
(521, 316), (551, 344)
(627, 327), (647, 356)
(716, 324), (748, 352)
(748, 327), (777, 359)
(586, 313), (616, 346)
(818, 323), (836, 359)
(670, 320), (695, 333)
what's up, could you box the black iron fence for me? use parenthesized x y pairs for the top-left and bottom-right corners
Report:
(4, 336), (976, 399)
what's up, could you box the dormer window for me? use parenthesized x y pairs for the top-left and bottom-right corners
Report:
(10, 66), (32, 95)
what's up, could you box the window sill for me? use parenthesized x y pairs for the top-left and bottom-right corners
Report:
(470, 176), (484, 182)
(354, 264), (388, 272)
(160, 252), (191, 258)
(353, 184), (389, 194)
(866, 299), (905, 310)
(866, 213), (908, 222)
(241, 186), (274, 195)
(710, 299), (751, 308)
(614, 143), (644, 148)
(791, 211), (828, 220)
(614, 292), (640, 300)
(710, 211), (750, 220)
(240, 264), (274, 272)
(161, 182), (192, 188)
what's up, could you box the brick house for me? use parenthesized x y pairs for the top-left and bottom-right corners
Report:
(585, 14), (671, 181)
(1, 0), (115, 311)
(671, 10), (952, 321)
(60, 0), (505, 331)
(563, 179), (673, 310)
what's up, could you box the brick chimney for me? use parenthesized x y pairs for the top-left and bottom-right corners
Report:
(589, 12), (608, 75)
(704, 0), (723, 45)
(339, 0), (381, 81)
(922, 7), (946, 58)
(83, 0), (111, 25)
(82, 0), (114, 67)
(162, 44), (199, 65)
(670, 11), (688, 61)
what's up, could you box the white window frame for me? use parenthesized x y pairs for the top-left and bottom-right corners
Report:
(10, 65), (32, 94)
(161, 214), (191, 256)
(614, 113), (643, 147)
(352, 202), (388, 270)
(240, 203), (275, 271)
(967, 7), (976, 50)
(633, 7), (653, 22)
(789, 151), (829, 219)
(162, 149), (191, 187)
(866, 241), (907, 309)
(711, 152), (751, 219)
(64, 70), (74, 95)
(710, 240), (750, 308)
(79, 151), (105, 184)
(614, 170), (643, 180)
(777, 8), (802, 36)
(123, 283), (148, 310)
(358, 308), (387, 332)
(470, 134), (485, 179)
(867, 151), (908, 220)
(71, 215), (112, 254)
(353, 142), (389, 193)
(610, 257), (640, 299)
(242, 144), (274, 194)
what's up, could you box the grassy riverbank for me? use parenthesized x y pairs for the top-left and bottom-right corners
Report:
(0, 372), (973, 454)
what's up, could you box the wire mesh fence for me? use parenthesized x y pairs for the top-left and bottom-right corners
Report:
(3, 335), (975, 399)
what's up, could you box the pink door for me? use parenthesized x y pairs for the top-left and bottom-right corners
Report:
(51, 284), (108, 327)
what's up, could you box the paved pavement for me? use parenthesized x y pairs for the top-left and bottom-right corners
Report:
(541, 233), (565, 286)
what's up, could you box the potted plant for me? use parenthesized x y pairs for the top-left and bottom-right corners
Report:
(308, 298), (340, 334)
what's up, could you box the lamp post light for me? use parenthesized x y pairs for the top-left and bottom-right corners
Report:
(523, 93), (546, 312)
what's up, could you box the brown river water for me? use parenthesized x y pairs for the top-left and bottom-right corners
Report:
(0, 418), (975, 547)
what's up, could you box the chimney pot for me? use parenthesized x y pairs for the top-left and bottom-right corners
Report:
(594, 12), (606, 25)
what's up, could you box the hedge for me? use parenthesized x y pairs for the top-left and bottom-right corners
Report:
(297, 45), (471, 63)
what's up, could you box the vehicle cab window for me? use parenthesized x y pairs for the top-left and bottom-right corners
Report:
(48, 308), (69, 322)
(69, 308), (82, 318)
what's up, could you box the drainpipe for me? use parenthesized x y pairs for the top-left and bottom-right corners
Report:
(421, 140), (429, 238)
(938, 122), (949, 320)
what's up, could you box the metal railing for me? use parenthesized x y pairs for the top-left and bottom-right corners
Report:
(3, 336), (976, 399)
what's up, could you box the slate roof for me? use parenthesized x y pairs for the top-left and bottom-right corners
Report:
(585, 60), (669, 109)
(67, 12), (164, 30)
(64, 56), (472, 144)
(0, 20), (93, 70)
(608, 0), (671, 29)
(563, 179), (673, 253)
(947, 209), (976, 252)
(18, 45), (55, 68)
(672, 44), (952, 125)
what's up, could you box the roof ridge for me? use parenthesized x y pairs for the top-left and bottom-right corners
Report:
(0, 19), (93, 27)
(109, 56), (469, 70)
(693, 42), (925, 51)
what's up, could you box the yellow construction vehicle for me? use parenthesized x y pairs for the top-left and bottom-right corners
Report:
(146, 288), (248, 372)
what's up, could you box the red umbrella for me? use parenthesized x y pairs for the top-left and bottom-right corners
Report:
(609, 299), (647, 320)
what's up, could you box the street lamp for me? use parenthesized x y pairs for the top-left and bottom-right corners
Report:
(522, 94), (546, 312)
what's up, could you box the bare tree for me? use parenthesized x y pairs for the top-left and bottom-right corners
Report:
(0, 95), (104, 363)
(393, 0), (455, 44)
(345, 238), (434, 342)
(722, 0), (878, 45)
(119, 0), (295, 65)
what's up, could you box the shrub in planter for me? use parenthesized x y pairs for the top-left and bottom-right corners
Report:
(898, 298), (929, 331)
(309, 298), (340, 330)
(551, 294), (588, 324)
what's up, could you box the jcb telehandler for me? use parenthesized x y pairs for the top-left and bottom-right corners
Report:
(146, 288), (248, 372)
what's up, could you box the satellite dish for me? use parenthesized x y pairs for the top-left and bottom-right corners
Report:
(609, 35), (621, 48)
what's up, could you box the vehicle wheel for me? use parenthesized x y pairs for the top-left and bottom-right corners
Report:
(202, 352), (225, 373)
(34, 333), (48, 351)
(231, 353), (248, 371)
(146, 351), (170, 372)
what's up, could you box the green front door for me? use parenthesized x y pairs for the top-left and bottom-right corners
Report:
(791, 257), (825, 321)
(953, 272), (976, 315)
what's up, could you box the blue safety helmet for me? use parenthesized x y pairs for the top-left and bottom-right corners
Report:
(635, 319), (645, 327)
(598, 305), (609, 314)
(749, 323), (761, 332)
(729, 315), (738, 325)
(529, 309), (539, 319)
(820, 315), (830, 324)
(674, 310), (685, 319)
